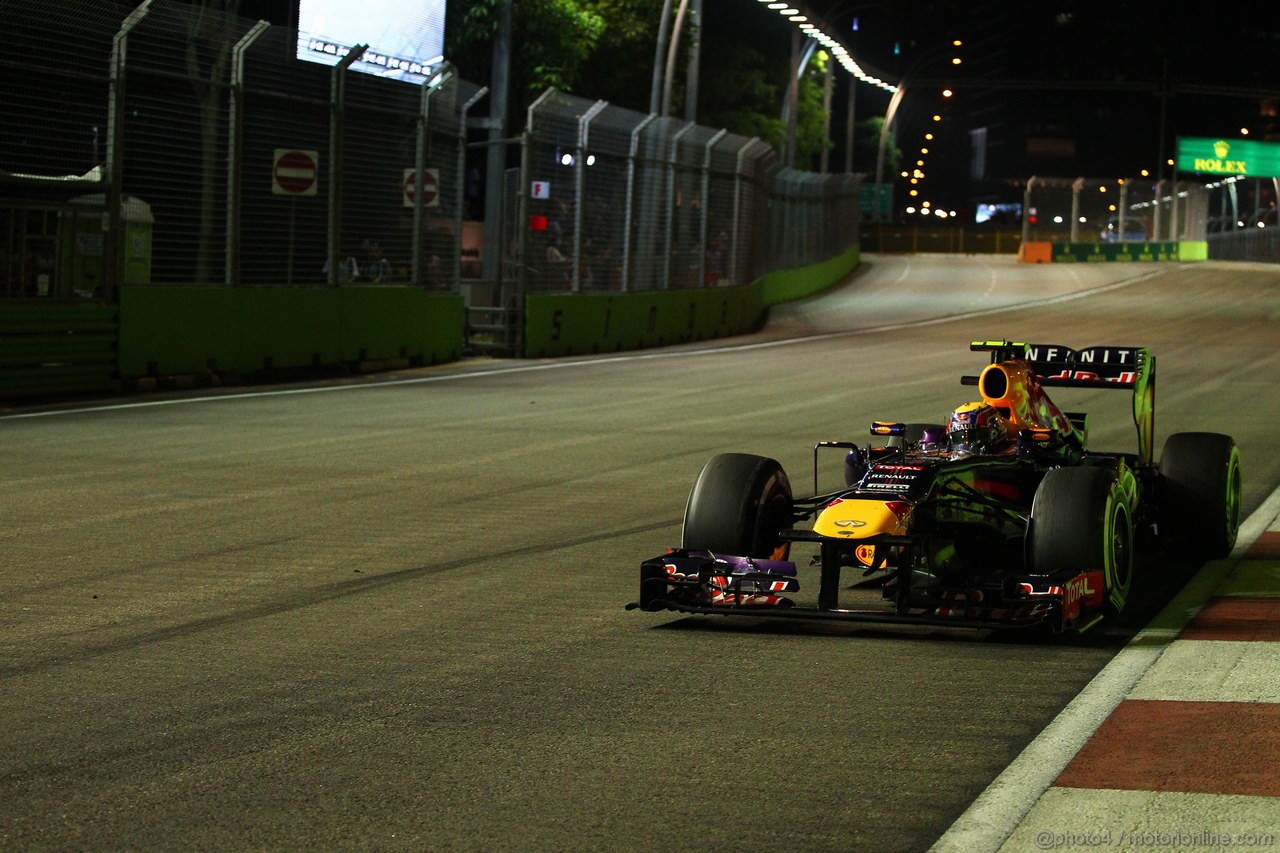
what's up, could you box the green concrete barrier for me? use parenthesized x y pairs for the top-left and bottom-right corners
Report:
(524, 245), (859, 358)
(118, 285), (464, 381)
(0, 300), (119, 398)
(1177, 241), (1209, 261)
(4, 245), (856, 397)
(523, 285), (764, 358)
(758, 245), (861, 305)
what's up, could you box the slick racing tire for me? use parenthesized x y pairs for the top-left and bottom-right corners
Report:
(1030, 466), (1134, 616)
(682, 453), (793, 560)
(1158, 432), (1242, 560)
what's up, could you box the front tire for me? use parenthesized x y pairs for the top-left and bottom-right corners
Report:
(1030, 466), (1134, 616)
(682, 453), (793, 560)
(1158, 432), (1242, 560)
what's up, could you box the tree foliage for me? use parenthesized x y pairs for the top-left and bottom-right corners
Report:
(139, 0), (895, 178)
(855, 116), (902, 179)
(445, 0), (606, 105)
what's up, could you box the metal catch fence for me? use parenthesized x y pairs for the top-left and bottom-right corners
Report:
(1, 0), (478, 298)
(1021, 176), (1209, 244)
(518, 89), (860, 298)
(3, 0), (862, 317)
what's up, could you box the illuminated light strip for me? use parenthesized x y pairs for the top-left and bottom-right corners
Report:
(763, 0), (898, 92)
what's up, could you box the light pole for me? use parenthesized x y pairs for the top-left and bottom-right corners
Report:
(649, 0), (673, 115)
(482, 0), (511, 283)
(660, 0), (692, 117)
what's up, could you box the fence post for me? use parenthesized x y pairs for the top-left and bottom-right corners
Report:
(327, 44), (366, 286)
(106, 0), (152, 301)
(699, 128), (726, 287)
(573, 100), (608, 292)
(518, 90), (557, 346)
(1171, 180), (1181, 241)
(730, 138), (762, 286)
(664, 123), (695, 290)
(1021, 176), (1037, 246)
(1155, 181), (1167, 240)
(226, 20), (270, 288)
(458, 83), (489, 287)
(1069, 177), (1084, 242)
(1116, 179), (1130, 242)
(412, 67), (450, 286)
(622, 114), (657, 293)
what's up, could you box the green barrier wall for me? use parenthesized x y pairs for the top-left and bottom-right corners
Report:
(118, 285), (464, 380)
(757, 245), (861, 305)
(1049, 241), (1206, 262)
(3, 245), (857, 398)
(1177, 241), (1209, 261)
(523, 285), (764, 358)
(0, 300), (119, 398)
(524, 245), (859, 358)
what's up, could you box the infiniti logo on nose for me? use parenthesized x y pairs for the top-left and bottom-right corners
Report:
(835, 519), (867, 527)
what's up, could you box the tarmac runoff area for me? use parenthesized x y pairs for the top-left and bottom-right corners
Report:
(933, 485), (1280, 853)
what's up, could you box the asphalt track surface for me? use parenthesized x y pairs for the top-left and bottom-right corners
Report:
(2, 256), (1278, 851)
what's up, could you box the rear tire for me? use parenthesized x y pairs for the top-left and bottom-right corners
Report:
(682, 453), (793, 560)
(1030, 466), (1133, 615)
(1158, 432), (1242, 560)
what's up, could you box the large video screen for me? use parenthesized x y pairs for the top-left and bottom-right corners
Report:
(296, 0), (446, 84)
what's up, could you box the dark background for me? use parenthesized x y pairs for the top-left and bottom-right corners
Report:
(159, 1), (1280, 218)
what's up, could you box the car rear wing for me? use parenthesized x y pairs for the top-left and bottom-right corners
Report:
(965, 340), (1157, 466)
(968, 340), (1147, 387)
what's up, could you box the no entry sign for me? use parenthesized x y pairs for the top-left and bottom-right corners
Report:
(403, 168), (440, 208)
(273, 148), (319, 196)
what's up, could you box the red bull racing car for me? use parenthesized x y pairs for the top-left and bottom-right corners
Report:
(628, 340), (1243, 633)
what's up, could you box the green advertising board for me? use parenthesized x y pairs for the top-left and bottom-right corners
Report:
(1176, 137), (1280, 179)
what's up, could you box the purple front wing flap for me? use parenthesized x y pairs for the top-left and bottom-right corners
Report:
(683, 550), (797, 576)
(650, 550), (799, 607)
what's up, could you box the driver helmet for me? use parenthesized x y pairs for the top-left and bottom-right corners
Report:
(947, 402), (1005, 454)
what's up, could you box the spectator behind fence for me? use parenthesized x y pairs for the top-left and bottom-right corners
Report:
(363, 240), (391, 282)
(323, 253), (359, 283)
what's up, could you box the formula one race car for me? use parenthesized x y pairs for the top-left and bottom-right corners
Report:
(628, 340), (1243, 633)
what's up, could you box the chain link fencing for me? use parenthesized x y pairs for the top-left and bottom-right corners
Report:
(1, 0), (480, 298)
(0, 1), (117, 299)
(1201, 176), (1279, 261)
(5, 0), (1275, 314)
(1021, 176), (1210, 244)
(2, 0), (862, 316)
(519, 90), (860, 300)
